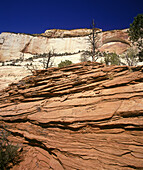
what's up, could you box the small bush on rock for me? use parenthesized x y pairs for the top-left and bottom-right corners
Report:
(0, 127), (21, 170)
(104, 52), (121, 65)
(58, 60), (73, 68)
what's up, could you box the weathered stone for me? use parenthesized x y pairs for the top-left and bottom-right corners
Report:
(0, 29), (130, 61)
(0, 62), (143, 169)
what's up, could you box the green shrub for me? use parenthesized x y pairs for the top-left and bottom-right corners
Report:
(128, 14), (143, 62)
(121, 47), (138, 66)
(58, 60), (73, 68)
(104, 52), (120, 65)
(0, 127), (21, 170)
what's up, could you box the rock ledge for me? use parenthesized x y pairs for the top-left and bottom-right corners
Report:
(0, 62), (143, 169)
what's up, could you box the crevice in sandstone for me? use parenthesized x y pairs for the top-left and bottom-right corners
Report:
(21, 39), (32, 53)
(103, 82), (134, 89)
(11, 130), (25, 138)
(24, 137), (56, 156)
(54, 156), (66, 170)
(20, 97), (44, 102)
(132, 78), (143, 83)
(28, 118), (143, 133)
(3, 118), (28, 123)
(123, 165), (142, 169)
(117, 111), (143, 118)
(23, 137), (66, 169)
(98, 124), (142, 131)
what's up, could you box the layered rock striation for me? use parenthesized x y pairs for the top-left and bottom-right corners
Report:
(0, 29), (130, 61)
(0, 62), (143, 169)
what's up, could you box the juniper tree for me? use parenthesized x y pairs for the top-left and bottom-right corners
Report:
(128, 14), (143, 61)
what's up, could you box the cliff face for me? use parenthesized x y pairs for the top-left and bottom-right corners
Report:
(43, 28), (94, 37)
(99, 29), (130, 54)
(0, 62), (143, 169)
(0, 29), (130, 61)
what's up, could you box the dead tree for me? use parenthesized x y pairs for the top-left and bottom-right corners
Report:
(26, 50), (55, 75)
(26, 62), (38, 74)
(88, 19), (101, 61)
(42, 50), (55, 69)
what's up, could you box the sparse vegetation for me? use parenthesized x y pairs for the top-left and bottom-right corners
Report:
(80, 51), (91, 62)
(121, 47), (138, 66)
(88, 19), (101, 61)
(99, 52), (121, 65)
(128, 14), (143, 62)
(58, 60), (73, 68)
(105, 52), (121, 65)
(0, 127), (21, 170)
(26, 50), (55, 74)
(41, 51), (55, 69)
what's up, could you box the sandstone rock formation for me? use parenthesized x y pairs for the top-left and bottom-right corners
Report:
(0, 29), (130, 62)
(0, 66), (31, 90)
(43, 28), (95, 37)
(0, 62), (143, 169)
(99, 29), (130, 54)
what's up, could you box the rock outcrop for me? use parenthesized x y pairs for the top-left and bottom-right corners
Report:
(43, 28), (95, 37)
(99, 29), (130, 54)
(0, 29), (130, 62)
(0, 66), (31, 90)
(0, 62), (143, 169)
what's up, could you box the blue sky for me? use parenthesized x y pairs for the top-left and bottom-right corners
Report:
(0, 0), (143, 34)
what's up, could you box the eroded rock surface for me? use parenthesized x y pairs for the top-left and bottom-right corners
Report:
(0, 62), (143, 169)
(0, 29), (130, 61)
(43, 28), (96, 37)
(0, 66), (31, 90)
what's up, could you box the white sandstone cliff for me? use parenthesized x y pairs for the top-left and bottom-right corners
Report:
(0, 28), (132, 90)
(0, 29), (130, 62)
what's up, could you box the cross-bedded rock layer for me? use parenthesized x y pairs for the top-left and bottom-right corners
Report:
(0, 62), (143, 169)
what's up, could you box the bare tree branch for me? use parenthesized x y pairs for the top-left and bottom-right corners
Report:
(88, 19), (101, 62)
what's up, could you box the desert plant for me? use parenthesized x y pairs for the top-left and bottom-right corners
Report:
(58, 60), (73, 68)
(121, 47), (138, 66)
(103, 52), (121, 65)
(0, 127), (21, 170)
(128, 14), (143, 61)
(80, 51), (91, 62)
(42, 50), (55, 69)
(26, 62), (38, 74)
(26, 50), (55, 74)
